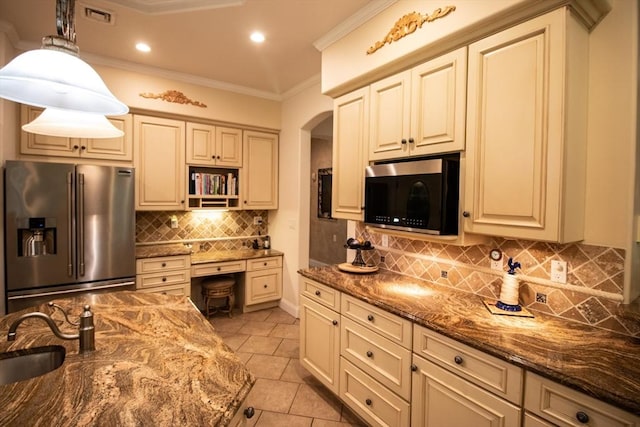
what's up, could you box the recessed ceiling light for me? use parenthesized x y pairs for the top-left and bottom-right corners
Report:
(136, 42), (151, 52)
(250, 31), (265, 43)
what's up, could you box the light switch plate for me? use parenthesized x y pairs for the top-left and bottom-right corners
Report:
(550, 260), (567, 284)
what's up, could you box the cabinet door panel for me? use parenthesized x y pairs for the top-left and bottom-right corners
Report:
(245, 269), (281, 304)
(332, 87), (368, 220)
(82, 115), (133, 161)
(242, 131), (278, 209)
(186, 122), (216, 165)
(300, 296), (341, 394)
(412, 355), (521, 427)
(20, 105), (79, 157)
(369, 71), (411, 160)
(216, 127), (242, 167)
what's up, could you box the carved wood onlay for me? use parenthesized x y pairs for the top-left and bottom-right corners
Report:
(366, 5), (457, 55)
(139, 90), (207, 108)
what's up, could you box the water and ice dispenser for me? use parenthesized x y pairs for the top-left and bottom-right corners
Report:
(17, 217), (56, 257)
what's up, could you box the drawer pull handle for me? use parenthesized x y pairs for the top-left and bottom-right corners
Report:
(367, 314), (374, 322)
(365, 399), (372, 406)
(454, 355), (464, 365)
(332, 320), (338, 326)
(264, 262), (267, 266)
(411, 364), (418, 372)
(244, 407), (255, 419)
(162, 277), (167, 282)
(161, 262), (166, 267)
(366, 351), (373, 358)
(315, 290), (321, 296)
(576, 411), (589, 424)
(462, 211), (470, 218)
(217, 267), (221, 271)
(263, 284), (268, 288)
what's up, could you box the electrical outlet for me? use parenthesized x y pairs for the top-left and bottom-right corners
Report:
(550, 260), (567, 284)
(490, 259), (503, 271)
(535, 292), (547, 304)
(381, 234), (389, 247)
(380, 256), (385, 263)
(253, 216), (263, 225)
(440, 270), (448, 279)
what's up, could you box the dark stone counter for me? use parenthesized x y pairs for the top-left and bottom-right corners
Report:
(299, 265), (640, 416)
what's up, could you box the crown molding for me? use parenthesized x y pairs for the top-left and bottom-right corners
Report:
(313, 0), (397, 52)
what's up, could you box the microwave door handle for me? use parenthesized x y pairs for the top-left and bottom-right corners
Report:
(66, 172), (74, 277)
(78, 173), (85, 277)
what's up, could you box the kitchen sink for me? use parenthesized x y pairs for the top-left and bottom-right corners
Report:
(0, 345), (65, 385)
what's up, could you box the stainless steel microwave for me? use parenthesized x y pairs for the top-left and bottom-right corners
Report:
(364, 155), (460, 235)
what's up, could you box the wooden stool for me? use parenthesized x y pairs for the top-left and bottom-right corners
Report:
(201, 276), (235, 318)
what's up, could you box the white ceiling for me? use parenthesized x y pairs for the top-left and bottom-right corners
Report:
(0, 0), (389, 100)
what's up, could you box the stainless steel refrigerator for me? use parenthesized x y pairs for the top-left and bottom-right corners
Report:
(4, 160), (136, 312)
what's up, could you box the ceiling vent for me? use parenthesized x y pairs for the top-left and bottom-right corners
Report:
(83, 6), (116, 25)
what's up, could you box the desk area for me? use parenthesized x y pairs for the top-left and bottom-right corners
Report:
(135, 244), (284, 313)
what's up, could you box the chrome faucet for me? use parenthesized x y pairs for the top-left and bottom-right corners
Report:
(7, 304), (95, 354)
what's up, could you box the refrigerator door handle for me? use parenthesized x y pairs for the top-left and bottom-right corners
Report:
(78, 172), (85, 277)
(67, 172), (74, 277)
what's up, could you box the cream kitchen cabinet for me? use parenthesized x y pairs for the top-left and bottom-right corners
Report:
(241, 130), (279, 210)
(186, 122), (242, 167)
(524, 372), (640, 427)
(463, 8), (589, 242)
(331, 86), (369, 221)
(134, 115), (186, 211)
(241, 255), (282, 311)
(369, 47), (467, 161)
(136, 255), (191, 296)
(299, 279), (341, 395)
(20, 105), (133, 163)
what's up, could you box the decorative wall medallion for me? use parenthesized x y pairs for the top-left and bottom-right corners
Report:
(366, 5), (457, 55)
(139, 90), (207, 108)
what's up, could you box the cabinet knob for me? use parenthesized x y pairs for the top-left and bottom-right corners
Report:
(161, 262), (166, 267)
(332, 320), (338, 326)
(408, 138), (414, 144)
(366, 350), (373, 358)
(462, 211), (470, 218)
(263, 262), (267, 266)
(80, 145), (86, 150)
(576, 411), (589, 424)
(365, 399), (372, 406)
(411, 364), (418, 372)
(367, 314), (374, 322)
(73, 145), (79, 150)
(315, 290), (321, 296)
(454, 355), (464, 365)
(217, 267), (221, 271)
(401, 139), (407, 145)
(263, 284), (268, 288)
(162, 277), (167, 282)
(244, 407), (255, 419)
(216, 155), (221, 159)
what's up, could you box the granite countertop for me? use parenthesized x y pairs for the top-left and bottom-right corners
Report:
(299, 265), (640, 416)
(135, 243), (192, 258)
(0, 291), (254, 426)
(191, 249), (283, 264)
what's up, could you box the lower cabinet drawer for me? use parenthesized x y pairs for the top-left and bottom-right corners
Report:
(137, 270), (190, 289)
(245, 268), (282, 305)
(136, 282), (190, 296)
(524, 372), (640, 427)
(340, 357), (410, 427)
(191, 260), (246, 277)
(523, 412), (555, 427)
(341, 316), (412, 400)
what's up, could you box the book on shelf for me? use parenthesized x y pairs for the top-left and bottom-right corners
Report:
(190, 171), (236, 196)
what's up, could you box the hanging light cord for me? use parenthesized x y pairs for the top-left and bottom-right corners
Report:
(56, 0), (76, 43)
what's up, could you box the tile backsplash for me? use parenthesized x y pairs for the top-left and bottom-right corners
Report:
(355, 223), (638, 337)
(136, 210), (268, 251)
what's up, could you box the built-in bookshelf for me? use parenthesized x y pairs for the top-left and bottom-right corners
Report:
(187, 166), (239, 209)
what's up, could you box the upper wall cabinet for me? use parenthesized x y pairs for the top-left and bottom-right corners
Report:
(134, 115), (186, 211)
(241, 130), (279, 210)
(186, 123), (242, 167)
(463, 8), (588, 243)
(369, 48), (467, 161)
(332, 87), (369, 221)
(20, 105), (133, 163)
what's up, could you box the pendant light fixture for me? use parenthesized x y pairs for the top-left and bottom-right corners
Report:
(22, 107), (124, 138)
(0, 0), (128, 116)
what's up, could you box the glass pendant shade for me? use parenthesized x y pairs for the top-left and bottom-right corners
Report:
(0, 47), (128, 116)
(22, 107), (124, 138)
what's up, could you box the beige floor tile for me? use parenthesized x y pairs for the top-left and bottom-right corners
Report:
(311, 419), (364, 427)
(239, 320), (277, 336)
(245, 354), (290, 380)
(280, 359), (315, 383)
(340, 406), (367, 426)
(254, 411), (312, 427)
(269, 323), (300, 339)
(238, 310), (272, 322)
(217, 331), (250, 351)
(208, 316), (246, 333)
(246, 378), (300, 413)
(265, 309), (297, 324)
(289, 383), (342, 421)
(238, 335), (283, 355)
(273, 338), (299, 358)
(235, 351), (252, 364)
